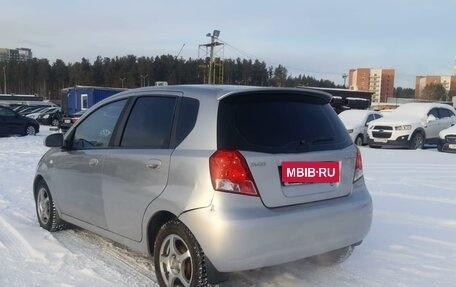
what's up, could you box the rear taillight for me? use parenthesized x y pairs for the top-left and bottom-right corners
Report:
(353, 146), (363, 182)
(209, 150), (259, 196)
(71, 117), (78, 123)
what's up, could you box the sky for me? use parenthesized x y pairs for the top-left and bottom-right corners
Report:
(1, 0), (456, 88)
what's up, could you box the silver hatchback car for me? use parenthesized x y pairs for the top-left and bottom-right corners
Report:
(35, 85), (372, 287)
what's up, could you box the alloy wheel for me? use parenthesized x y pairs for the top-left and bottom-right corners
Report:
(159, 234), (193, 287)
(26, 126), (36, 135)
(37, 187), (51, 225)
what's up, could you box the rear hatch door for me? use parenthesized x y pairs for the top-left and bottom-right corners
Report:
(217, 90), (355, 208)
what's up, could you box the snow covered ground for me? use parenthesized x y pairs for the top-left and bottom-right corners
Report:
(1, 127), (455, 286)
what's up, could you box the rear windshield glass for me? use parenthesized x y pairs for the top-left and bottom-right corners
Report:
(217, 93), (351, 153)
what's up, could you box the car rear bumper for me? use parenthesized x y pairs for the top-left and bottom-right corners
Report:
(179, 181), (373, 272)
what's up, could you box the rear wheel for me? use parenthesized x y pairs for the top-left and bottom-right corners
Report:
(409, 132), (424, 149)
(25, 125), (36, 136)
(308, 246), (354, 266)
(154, 220), (209, 287)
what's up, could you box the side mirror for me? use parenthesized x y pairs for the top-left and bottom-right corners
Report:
(45, 133), (64, 148)
(427, 114), (437, 123)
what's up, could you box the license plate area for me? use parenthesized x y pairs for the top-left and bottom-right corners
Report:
(374, 138), (388, 143)
(281, 161), (340, 184)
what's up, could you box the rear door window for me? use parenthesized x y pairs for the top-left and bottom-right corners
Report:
(439, 108), (453, 118)
(174, 97), (199, 147)
(218, 93), (351, 153)
(120, 97), (177, 148)
(0, 106), (16, 117)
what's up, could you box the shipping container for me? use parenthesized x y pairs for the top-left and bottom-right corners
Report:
(60, 86), (127, 115)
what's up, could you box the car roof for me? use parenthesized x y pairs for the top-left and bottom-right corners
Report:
(339, 109), (379, 116)
(393, 102), (455, 115)
(106, 85), (333, 103)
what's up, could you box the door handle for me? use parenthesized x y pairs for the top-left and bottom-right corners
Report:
(146, 159), (162, 169)
(89, 158), (99, 167)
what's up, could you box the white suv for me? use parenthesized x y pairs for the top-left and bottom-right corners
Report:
(367, 103), (456, 149)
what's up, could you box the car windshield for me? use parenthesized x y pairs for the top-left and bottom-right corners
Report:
(390, 104), (431, 117)
(339, 111), (368, 127)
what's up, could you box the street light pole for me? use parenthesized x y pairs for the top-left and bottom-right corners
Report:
(140, 74), (149, 87)
(206, 30), (220, 85)
(120, 77), (126, 88)
(342, 73), (348, 88)
(2, 66), (6, 94)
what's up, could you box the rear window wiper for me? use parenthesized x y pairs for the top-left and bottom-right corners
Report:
(300, 137), (334, 145)
(297, 137), (334, 150)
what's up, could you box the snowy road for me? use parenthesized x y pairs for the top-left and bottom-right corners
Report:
(1, 127), (455, 286)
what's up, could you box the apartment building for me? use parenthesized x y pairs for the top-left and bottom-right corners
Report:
(349, 68), (395, 103)
(415, 75), (456, 100)
(0, 48), (33, 62)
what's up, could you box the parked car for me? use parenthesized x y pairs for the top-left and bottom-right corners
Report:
(18, 106), (45, 115)
(27, 107), (61, 120)
(36, 108), (62, 126)
(0, 105), (39, 136)
(59, 110), (86, 133)
(34, 85), (372, 286)
(437, 125), (456, 153)
(367, 103), (456, 149)
(339, 109), (383, 145)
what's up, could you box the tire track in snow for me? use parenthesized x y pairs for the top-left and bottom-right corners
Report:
(0, 215), (47, 262)
(374, 210), (456, 230)
(54, 229), (158, 287)
(370, 192), (456, 206)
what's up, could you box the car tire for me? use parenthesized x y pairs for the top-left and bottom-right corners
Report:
(409, 132), (424, 150)
(35, 180), (67, 232)
(51, 119), (60, 126)
(437, 141), (443, 152)
(154, 220), (209, 287)
(355, 135), (363, 146)
(24, 125), (37, 136)
(308, 246), (354, 267)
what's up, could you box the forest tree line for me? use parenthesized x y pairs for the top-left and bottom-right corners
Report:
(0, 55), (341, 101)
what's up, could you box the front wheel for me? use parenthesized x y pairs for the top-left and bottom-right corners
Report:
(409, 132), (424, 149)
(35, 180), (67, 232)
(308, 246), (354, 266)
(154, 220), (209, 287)
(51, 119), (60, 126)
(355, 135), (363, 146)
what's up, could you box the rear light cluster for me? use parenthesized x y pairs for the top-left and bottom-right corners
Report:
(353, 146), (364, 182)
(209, 150), (259, 196)
(71, 117), (79, 123)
